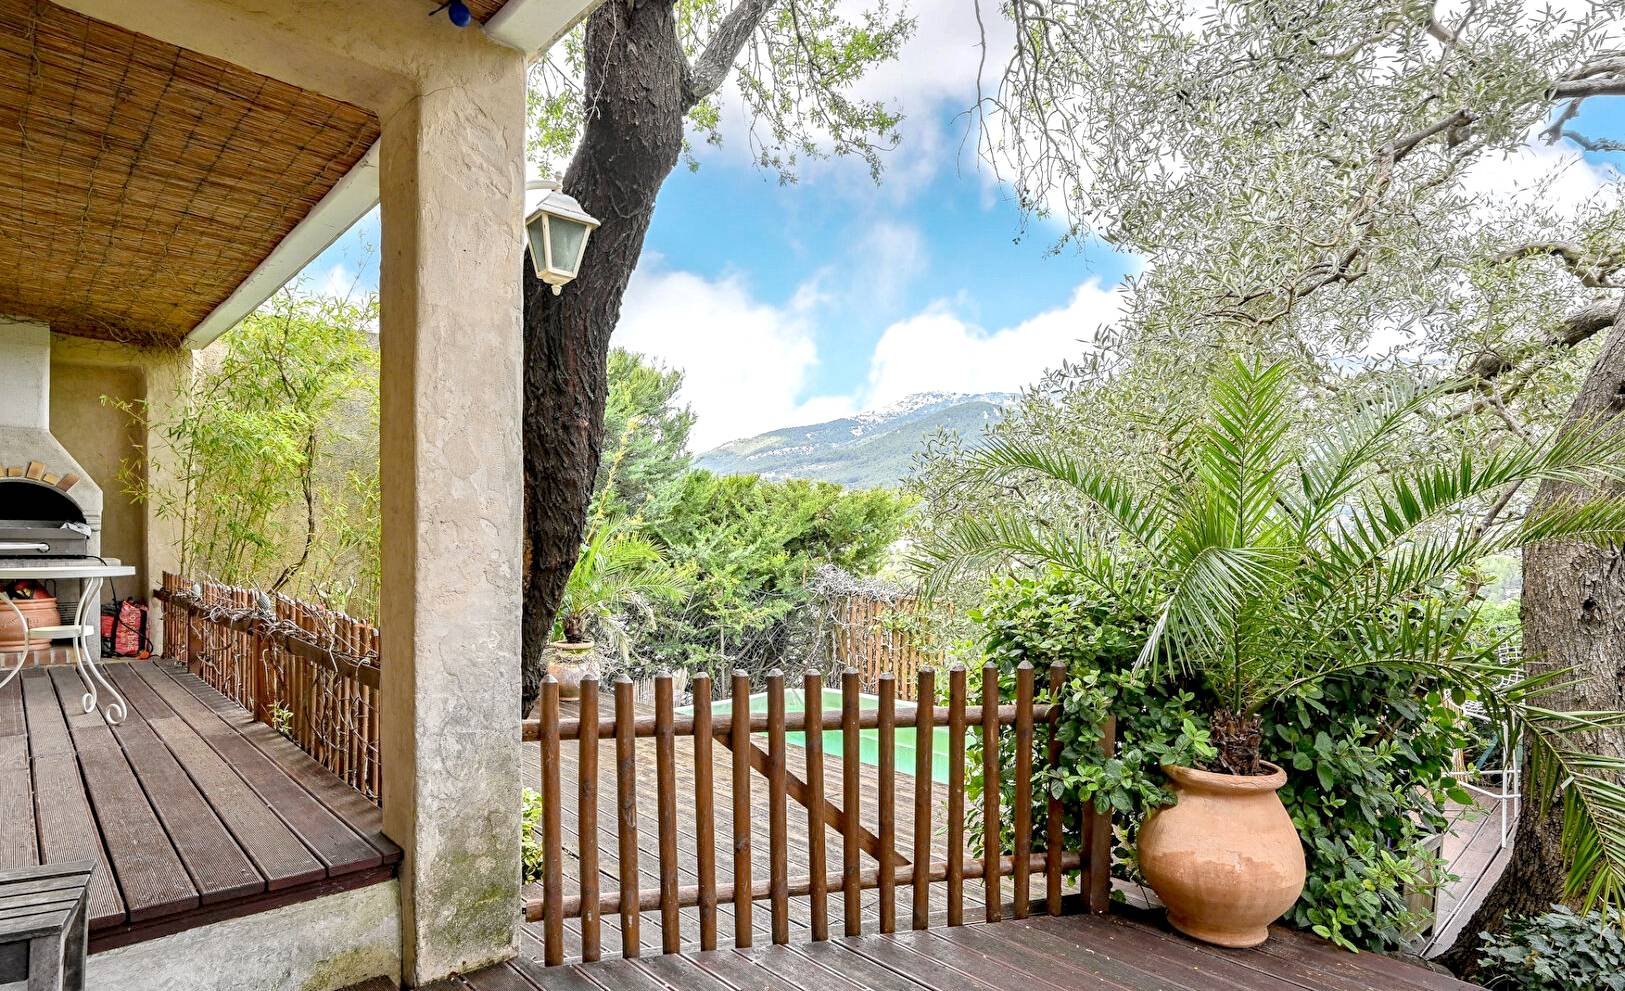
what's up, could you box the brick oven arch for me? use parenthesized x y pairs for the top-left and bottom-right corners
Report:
(0, 475), (87, 524)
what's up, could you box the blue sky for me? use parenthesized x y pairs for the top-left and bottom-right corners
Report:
(302, 102), (1136, 449)
(299, 29), (1624, 451)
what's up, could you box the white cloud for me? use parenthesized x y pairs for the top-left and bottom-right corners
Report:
(614, 258), (1123, 449)
(1462, 139), (1618, 216)
(860, 278), (1124, 407)
(314, 262), (362, 301)
(613, 263), (855, 450)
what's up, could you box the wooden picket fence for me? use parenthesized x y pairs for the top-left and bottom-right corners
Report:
(832, 594), (943, 701)
(521, 661), (1115, 966)
(155, 572), (382, 803)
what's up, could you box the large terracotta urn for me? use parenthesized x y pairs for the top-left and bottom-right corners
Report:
(0, 593), (60, 653)
(1136, 761), (1306, 948)
(547, 640), (599, 700)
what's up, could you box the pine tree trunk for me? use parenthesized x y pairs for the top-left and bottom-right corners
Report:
(1439, 307), (1625, 977)
(520, 0), (686, 717)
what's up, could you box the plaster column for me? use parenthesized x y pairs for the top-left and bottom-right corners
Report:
(376, 50), (528, 984)
(142, 349), (192, 651)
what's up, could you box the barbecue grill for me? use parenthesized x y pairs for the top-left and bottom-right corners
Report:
(0, 479), (96, 648)
(0, 478), (90, 553)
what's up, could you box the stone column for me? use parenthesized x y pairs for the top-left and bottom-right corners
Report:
(376, 49), (527, 984)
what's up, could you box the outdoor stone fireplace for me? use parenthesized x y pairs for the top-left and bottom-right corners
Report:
(0, 318), (105, 644)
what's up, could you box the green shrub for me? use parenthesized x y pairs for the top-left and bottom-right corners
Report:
(1478, 905), (1625, 991)
(522, 788), (545, 885)
(967, 568), (1475, 951)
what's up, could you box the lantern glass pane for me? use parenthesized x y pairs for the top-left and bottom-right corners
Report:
(526, 218), (552, 277)
(548, 218), (589, 277)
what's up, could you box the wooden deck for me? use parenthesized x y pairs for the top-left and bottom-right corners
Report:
(518, 697), (1007, 961)
(1425, 798), (1515, 956)
(470, 908), (1484, 991)
(0, 659), (398, 951)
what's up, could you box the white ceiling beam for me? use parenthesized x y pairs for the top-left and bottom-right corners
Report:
(181, 0), (605, 349)
(486, 0), (604, 55)
(182, 144), (380, 350)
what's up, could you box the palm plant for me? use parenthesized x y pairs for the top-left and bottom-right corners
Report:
(915, 358), (1625, 912)
(557, 517), (690, 653)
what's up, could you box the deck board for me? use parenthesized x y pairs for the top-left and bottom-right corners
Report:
(110, 712), (265, 904)
(474, 910), (1484, 991)
(1426, 798), (1515, 957)
(48, 668), (200, 922)
(130, 662), (382, 874)
(12, 661), (393, 950)
(0, 680), (37, 870)
(109, 664), (327, 892)
(161, 664), (399, 864)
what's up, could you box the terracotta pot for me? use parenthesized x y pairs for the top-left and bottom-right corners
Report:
(547, 640), (599, 700)
(1136, 761), (1306, 948)
(0, 595), (61, 652)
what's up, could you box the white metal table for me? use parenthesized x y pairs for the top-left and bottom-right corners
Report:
(0, 561), (135, 724)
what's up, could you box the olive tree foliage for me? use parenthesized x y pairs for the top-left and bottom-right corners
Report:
(916, 0), (1625, 538)
(958, 0), (1625, 428)
(907, 0), (1625, 962)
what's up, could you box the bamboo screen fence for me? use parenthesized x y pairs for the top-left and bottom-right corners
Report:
(830, 594), (944, 701)
(156, 572), (381, 802)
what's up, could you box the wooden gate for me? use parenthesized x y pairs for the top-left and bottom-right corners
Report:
(521, 661), (1116, 965)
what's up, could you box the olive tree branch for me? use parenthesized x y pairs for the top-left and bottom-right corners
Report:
(681, 0), (780, 108)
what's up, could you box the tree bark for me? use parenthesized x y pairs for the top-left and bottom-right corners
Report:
(520, 0), (687, 717)
(1439, 304), (1625, 977)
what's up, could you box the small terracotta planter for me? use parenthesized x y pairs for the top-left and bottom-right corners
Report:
(1136, 761), (1306, 948)
(547, 640), (598, 700)
(0, 595), (60, 652)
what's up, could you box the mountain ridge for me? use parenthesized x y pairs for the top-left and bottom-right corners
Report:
(696, 391), (1014, 488)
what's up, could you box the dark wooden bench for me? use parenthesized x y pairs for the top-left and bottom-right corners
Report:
(0, 861), (92, 991)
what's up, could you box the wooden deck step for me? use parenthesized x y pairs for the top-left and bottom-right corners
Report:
(470, 910), (1485, 991)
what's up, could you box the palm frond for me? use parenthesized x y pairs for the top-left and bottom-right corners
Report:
(1196, 358), (1294, 544)
(1289, 376), (1439, 534)
(910, 510), (1144, 605)
(1316, 418), (1625, 596)
(967, 437), (1172, 552)
(1142, 543), (1290, 677)
(1505, 703), (1625, 914)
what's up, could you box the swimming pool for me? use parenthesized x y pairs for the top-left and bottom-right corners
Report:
(684, 687), (959, 784)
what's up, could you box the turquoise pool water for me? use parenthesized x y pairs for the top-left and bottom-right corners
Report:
(686, 688), (958, 784)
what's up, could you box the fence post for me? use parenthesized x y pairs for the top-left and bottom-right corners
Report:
(578, 675), (601, 962)
(947, 664), (966, 926)
(982, 662), (1001, 922)
(1012, 662), (1034, 919)
(692, 673), (717, 951)
(1087, 715), (1117, 914)
(539, 676), (563, 966)
(615, 676), (641, 957)
(803, 669), (828, 941)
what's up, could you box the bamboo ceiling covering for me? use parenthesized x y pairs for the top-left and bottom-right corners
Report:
(466, 1), (510, 20)
(0, 0), (380, 346)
